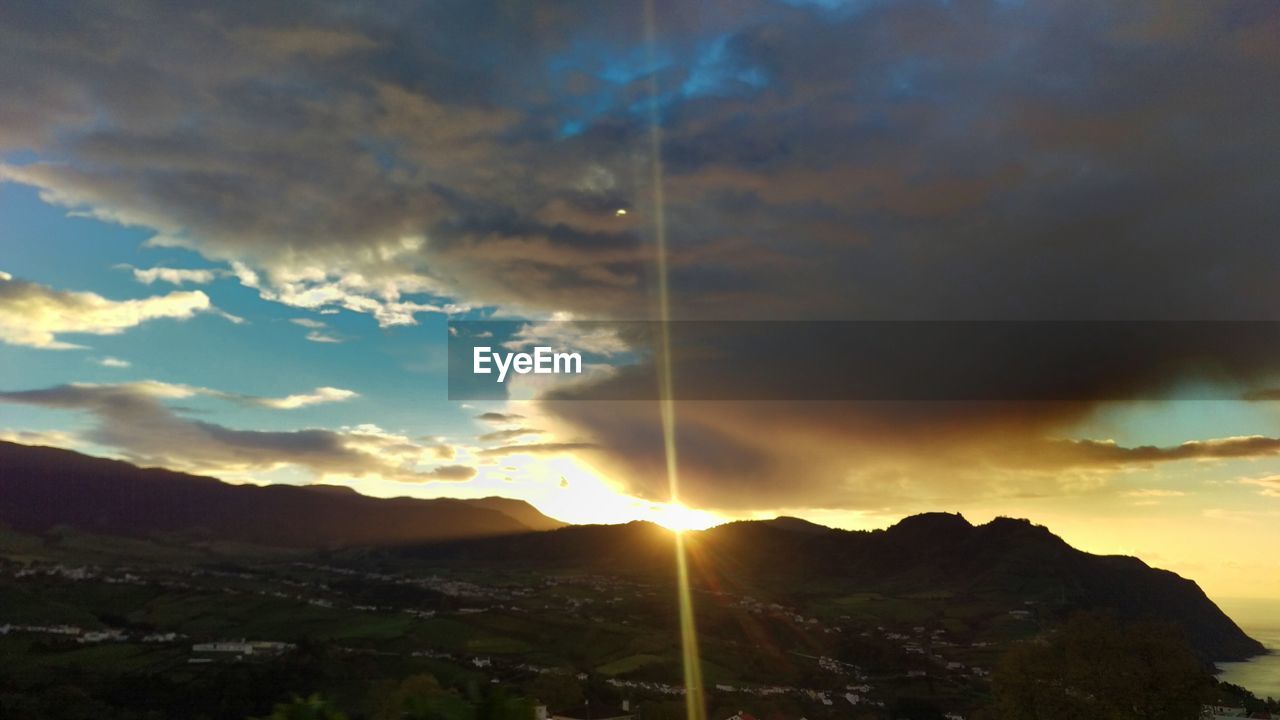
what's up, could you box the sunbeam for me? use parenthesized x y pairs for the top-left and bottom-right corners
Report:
(646, 3), (706, 720)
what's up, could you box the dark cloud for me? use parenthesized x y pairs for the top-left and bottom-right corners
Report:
(531, 321), (1280, 402)
(526, 318), (1280, 510)
(420, 464), (478, 481)
(540, 396), (1280, 511)
(474, 412), (525, 423)
(1049, 436), (1280, 466)
(2, 1), (1276, 323)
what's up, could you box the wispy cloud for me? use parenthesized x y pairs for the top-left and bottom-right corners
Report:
(1239, 475), (1280, 498)
(122, 265), (221, 286)
(0, 271), (223, 349)
(1123, 489), (1188, 498)
(252, 386), (358, 410)
(231, 262), (459, 328)
(478, 441), (598, 458)
(478, 427), (542, 442)
(0, 428), (83, 449)
(290, 317), (344, 343)
(474, 412), (525, 424)
(502, 314), (629, 355)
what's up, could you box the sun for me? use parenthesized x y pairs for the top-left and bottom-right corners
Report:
(650, 502), (721, 533)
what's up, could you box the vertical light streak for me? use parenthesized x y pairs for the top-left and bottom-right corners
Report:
(644, 3), (706, 720)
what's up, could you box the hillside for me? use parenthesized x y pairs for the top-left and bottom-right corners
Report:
(386, 513), (1265, 662)
(0, 441), (564, 547)
(0, 441), (1261, 663)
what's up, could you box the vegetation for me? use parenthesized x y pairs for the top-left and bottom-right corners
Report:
(260, 695), (349, 720)
(1, 469), (1276, 720)
(979, 613), (1210, 720)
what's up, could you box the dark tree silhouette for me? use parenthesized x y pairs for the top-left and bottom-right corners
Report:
(981, 612), (1209, 720)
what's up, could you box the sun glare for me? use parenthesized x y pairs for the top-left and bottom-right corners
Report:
(651, 502), (720, 533)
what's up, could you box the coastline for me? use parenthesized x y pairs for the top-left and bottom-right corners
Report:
(1217, 598), (1280, 700)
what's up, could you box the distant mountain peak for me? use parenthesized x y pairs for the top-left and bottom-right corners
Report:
(761, 516), (832, 534)
(983, 515), (1039, 529)
(302, 484), (360, 496)
(461, 496), (567, 531)
(977, 515), (1063, 543)
(888, 511), (973, 535)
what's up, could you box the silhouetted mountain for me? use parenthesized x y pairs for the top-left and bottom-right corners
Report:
(760, 515), (830, 534)
(0, 441), (1260, 662)
(302, 484), (361, 496)
(0, 441), (564, 547)
(389, 514), (1264, 663)
(463, 496), (567, 531)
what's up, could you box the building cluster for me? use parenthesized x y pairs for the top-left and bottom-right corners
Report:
(9, 555), (1200, 720)
(1203, 707), (1280, 720)
(1, 622), (180, 645)
(191, 639), (294, 657)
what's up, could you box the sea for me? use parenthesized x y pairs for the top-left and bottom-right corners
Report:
(1217, 598), (1280, 701)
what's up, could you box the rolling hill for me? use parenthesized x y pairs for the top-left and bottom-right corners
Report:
(0, 441), (564, 547)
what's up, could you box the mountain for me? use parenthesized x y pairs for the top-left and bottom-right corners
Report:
(462, 496), (567, 531)
(0, 442), (1260, 662)
(759, 515), (832, 534)
(386, 513), (1265, 663)
(0, 441), (564, 547)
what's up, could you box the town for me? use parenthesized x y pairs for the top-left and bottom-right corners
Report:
(0, 534), (1029, 720)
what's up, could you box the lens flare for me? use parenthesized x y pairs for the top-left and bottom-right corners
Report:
(652, 502), (721, 533)
(645, 3), (706, 720)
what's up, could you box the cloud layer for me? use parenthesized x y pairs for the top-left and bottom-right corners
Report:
(534, 397), (1280, 512)
(3, 1), (1276, 325)
(3, 1), (1280, 515)
(0, 382), (473, 483)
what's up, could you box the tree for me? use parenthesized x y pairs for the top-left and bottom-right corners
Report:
(983, 612), (1210, 720)
(637, 700), (686, 720)
(369, 674), (472, 720)
(475, 686), (535, 720)
(258, 694), (348, 720)
(366, 674), (537, 720)
(891, 696), (946, 720)
(524, 673), (584, 711)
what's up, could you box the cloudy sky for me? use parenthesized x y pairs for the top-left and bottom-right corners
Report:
(2, 0), (1280, 599)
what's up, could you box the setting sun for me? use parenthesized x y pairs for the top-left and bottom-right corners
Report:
(650, 502), (721, 533)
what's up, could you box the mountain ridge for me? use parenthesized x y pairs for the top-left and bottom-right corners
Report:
(0, 441), (564, 546)
(0, 441), (1262, 663)
(385, 516), (1264, 663)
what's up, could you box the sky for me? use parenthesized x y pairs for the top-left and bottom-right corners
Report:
(2, 0), (1280, 600)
